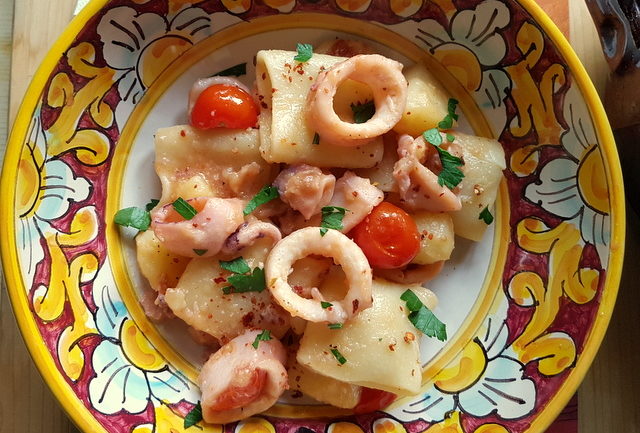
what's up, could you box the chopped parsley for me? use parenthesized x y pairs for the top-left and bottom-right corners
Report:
(446, 133), (455, 142)
(330, 347), (347, 364)
(479, 206), (494, 225)
(328, 323), (343, 330)
(243, 185), (279, 215)
(193, 249), (208, 256)
(400, 289), (447, 341)
(320, 206), (348, 236)
(220, 256), (251, 274)
(183, 401), (202, 429)
(219, 257), (266, 294)
(312, 132), (320, 145)
(351, 100), (375, 124)
(423, 127), (442, 147)
(172, 197), (197, 220)
(294, 43), (313, 62)
(321, 301), (333, 309)
(114, 207), (151, 231)
(213, 62), (247, 77)
(252, 329), (272, 349)
(438, 98), (459, 130)
(433, 146), (465, 189)
(145, 199), (159, 211)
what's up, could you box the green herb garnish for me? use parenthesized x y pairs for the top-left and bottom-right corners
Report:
(321, 301), (333, 309)
(330, 348), (347, 364)
(114, 207), (151, 231)
(193, 249), (208, 256)
(172, 197), (197, 220)
(400, 289), (447, 341)
(446, 133), (455, 142)
(220, 256), (251, 274)
(252, 330), (272, 349)
(320, 206), (348, 236)
(184, 401), (202, 429)
(220, 257), (266, 294)
(243, 185), (279, 215)
(213, 62), (247, 77)
(479, 206), (494, 225)
(312, 132), (320, 144)
(294, 43), (313, 62)
(351, 100), (375, 124)
(423, 127), (442, 146)
(145, 199), (159, 211)
(434, 146), (464, 189)
(328, 323), (343, 330)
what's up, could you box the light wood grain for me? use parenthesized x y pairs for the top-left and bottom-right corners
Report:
(1, 1), (638, 433)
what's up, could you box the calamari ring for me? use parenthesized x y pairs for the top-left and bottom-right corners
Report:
(306, 54), (408, 147)
(265, 227), (372, 323)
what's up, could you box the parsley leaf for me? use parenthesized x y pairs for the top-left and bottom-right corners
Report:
(446, 133), (455, 142)
(145, 199), (159, 212)
(252, 329), (272, 349)
(351, 100), (375, 124)
(244, 185), (279, 215)
(225, 267), (266, 293)
(320, 206), (348, 236)
(114, 207), (151, 231)
(172, 197), (197, 220)
(448, 98), (459, 120)
(479, 206), (494, 225)
(328, 323), (343, 329)
(423, 128), (442, 146)
(213, 62), (247, 77)
(184, 401), (202, 429)
(219, 257), (266, 294)
(220, 257), (251, 274)
(400, 289), (447, 341)
(321, 301), (333, 309)
(193, 249), (208, 256)
(434, 146), (464, 189)
(312, 132), (320, 144)
(330, 348), (347, 364)
(294, 43), (313, 62)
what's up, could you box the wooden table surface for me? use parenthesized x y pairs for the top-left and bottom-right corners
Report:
(0, 1), (638, 432)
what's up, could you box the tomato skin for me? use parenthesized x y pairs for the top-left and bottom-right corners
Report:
(190, 84), (259, 130)
(351, 202), (420, 269)
(353, 388), (396, 414)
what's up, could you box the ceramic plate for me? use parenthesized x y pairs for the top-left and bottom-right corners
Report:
(1, 0), (625, 432)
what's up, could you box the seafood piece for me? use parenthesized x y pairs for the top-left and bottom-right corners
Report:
(265, 227), (372, 323)
(393, 134), (461, 212)
(151, 197), (244, 258)
(199, 330), (288, 423)
(222, 219), (282, 254)
(328, 171), (384, 232)
(273, 164), (336, 220)
(307, 54), (408, 146)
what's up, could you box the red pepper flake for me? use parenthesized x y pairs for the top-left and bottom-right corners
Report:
(260, 101), (268, 109)
(180, 129), (186, 137)
(213, 277), (226, 284)
(241, 312), (255, 327)
(352, 299), (359, 313)
(261, 72), (267, 80)
(404, 332), (416, 343)
(388, 343), (396, 351)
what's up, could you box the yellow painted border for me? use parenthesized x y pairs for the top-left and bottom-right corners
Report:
(513, 1), (625, 432)
(0, 1), (625, 432)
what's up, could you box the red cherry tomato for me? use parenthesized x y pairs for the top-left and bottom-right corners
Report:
(353, 388), (397, 414)
(351, 202), (420, 269)
(190, 84), (259, 130)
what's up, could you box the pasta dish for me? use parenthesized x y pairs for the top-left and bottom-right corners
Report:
(114, 39), (506, 425)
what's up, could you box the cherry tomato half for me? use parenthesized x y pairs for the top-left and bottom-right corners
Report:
(190, 84), (259, 130)
(353, 388), (397, 414)
(351, 202), (420, 269)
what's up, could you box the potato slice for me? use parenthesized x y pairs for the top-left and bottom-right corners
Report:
(410, 212), (455, 265)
